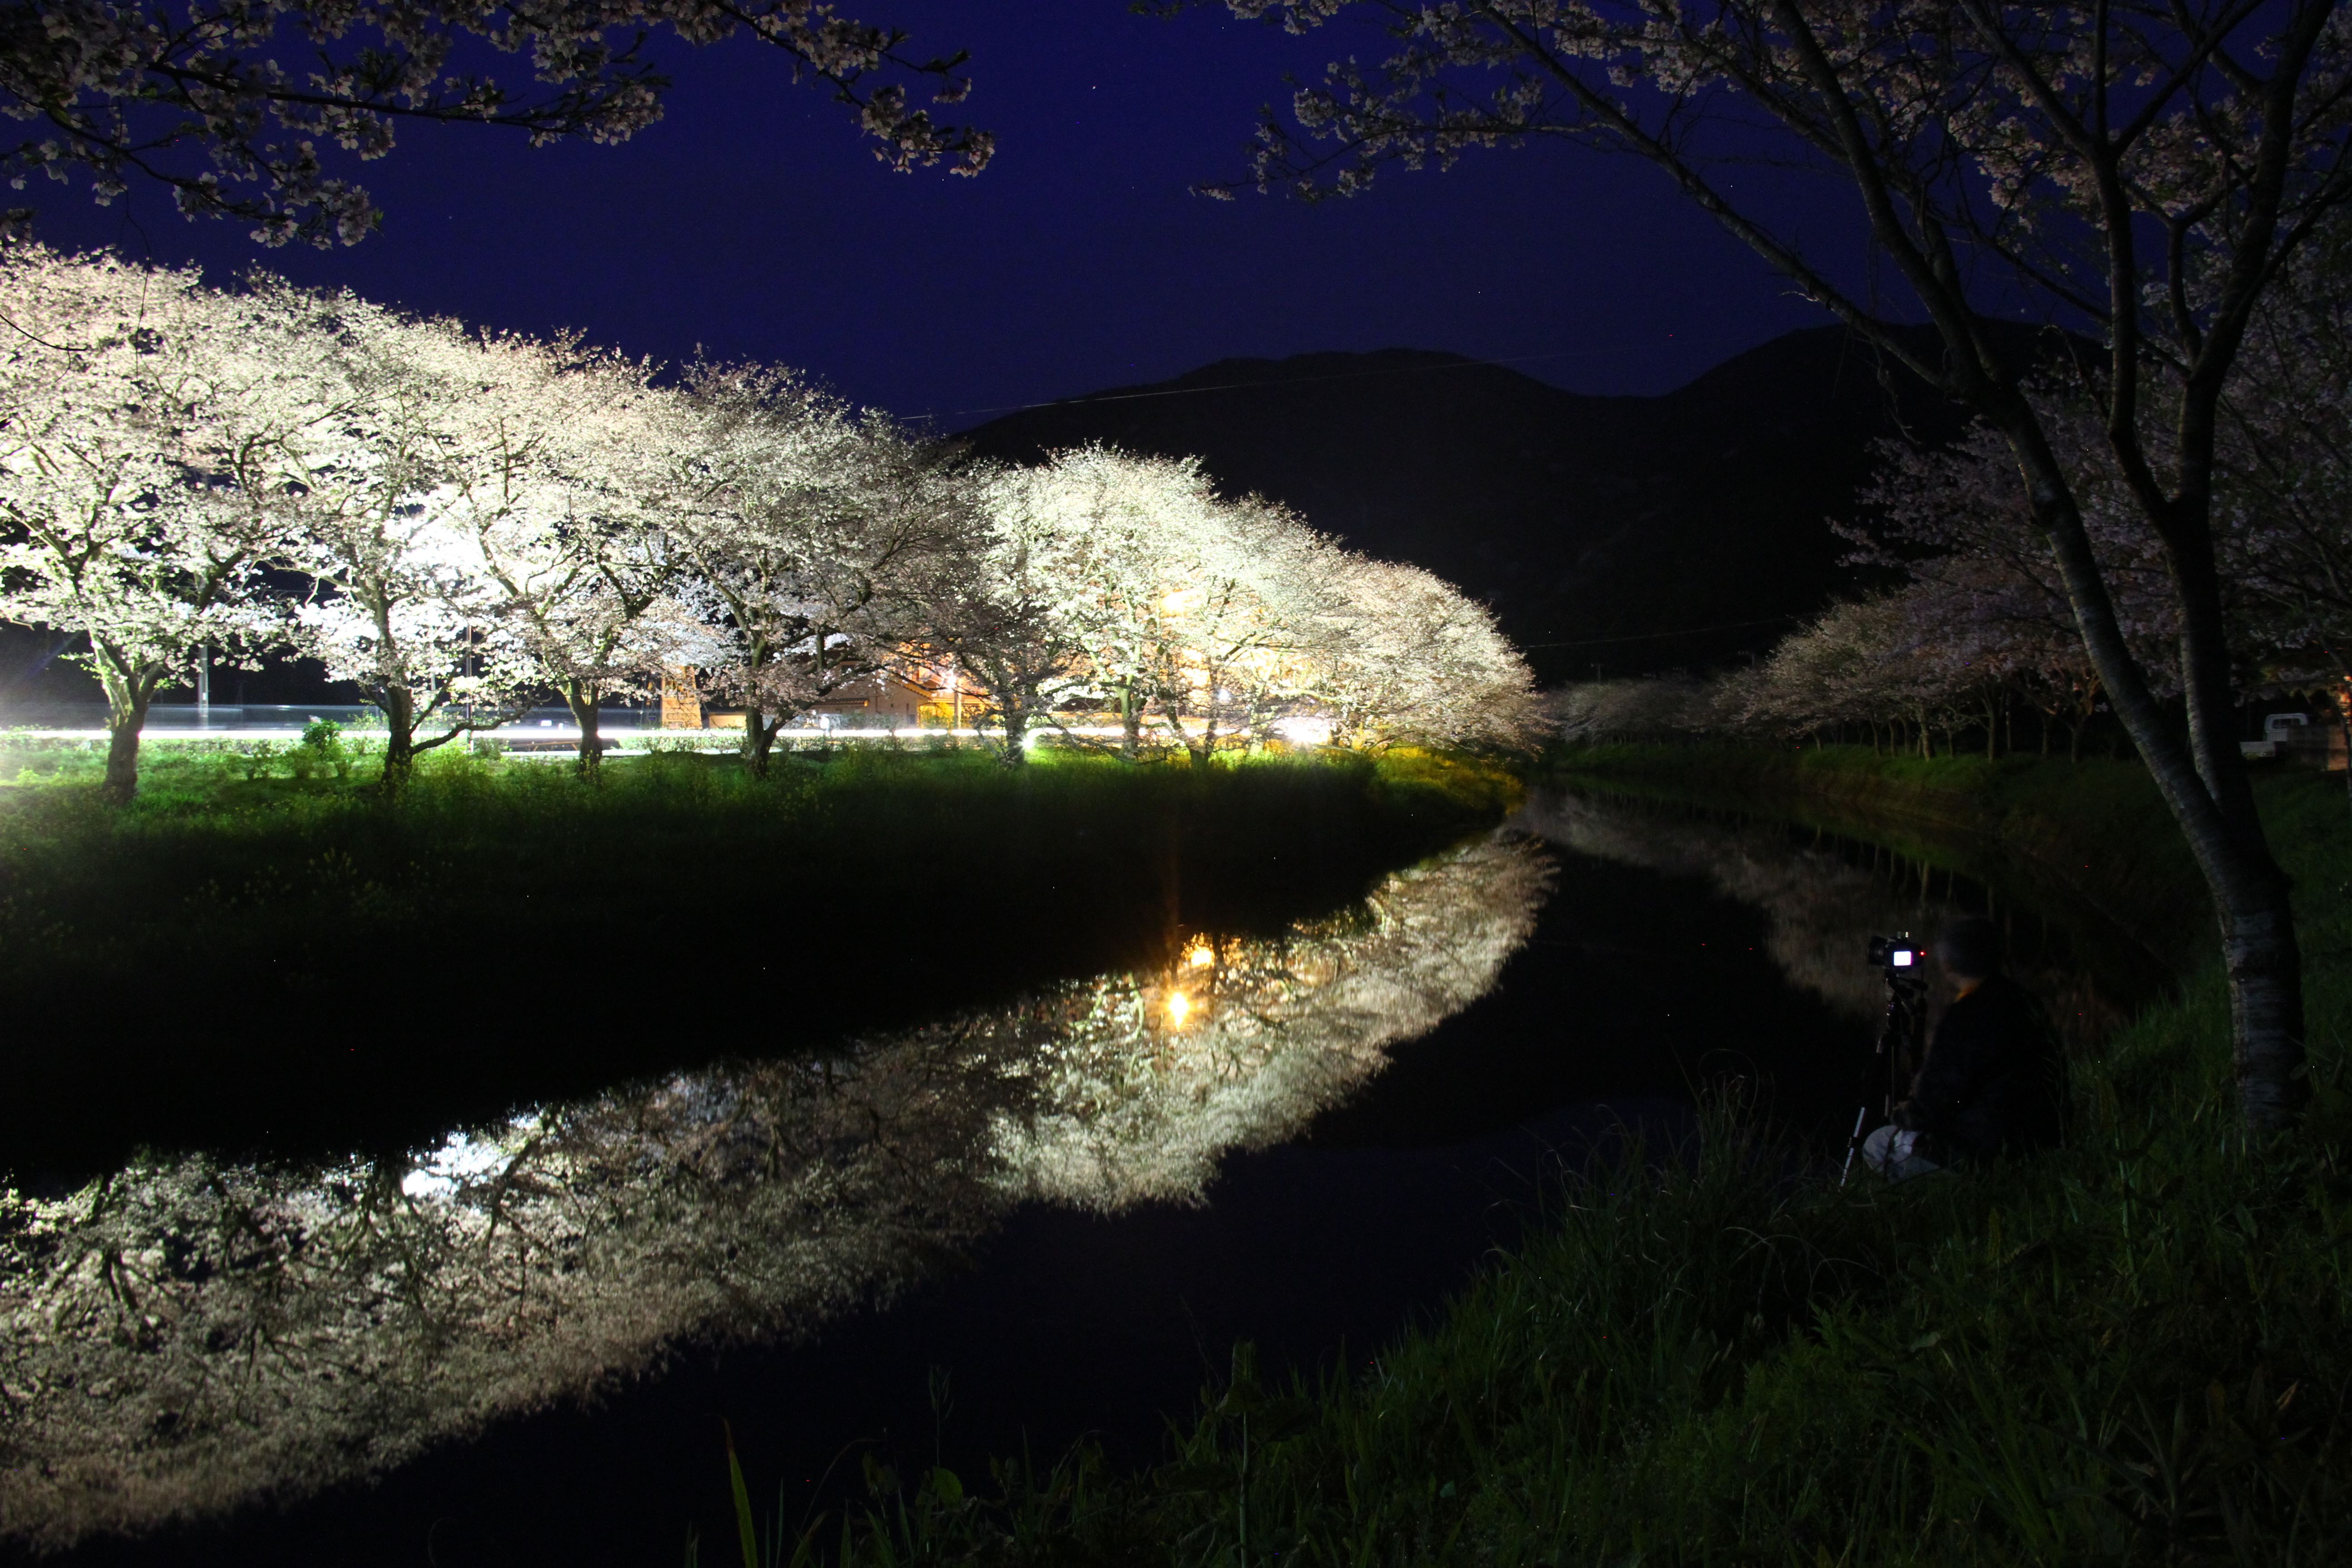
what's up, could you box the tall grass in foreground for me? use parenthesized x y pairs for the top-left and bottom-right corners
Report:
(703, 764), (2352, 1567)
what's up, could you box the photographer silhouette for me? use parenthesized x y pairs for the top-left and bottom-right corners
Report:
(1861, 917), (2063, 1181)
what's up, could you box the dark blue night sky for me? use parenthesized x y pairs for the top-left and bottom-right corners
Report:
(28, 3), (1877, 426)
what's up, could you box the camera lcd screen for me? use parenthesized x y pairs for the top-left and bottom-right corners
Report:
(1892, 950), (1916, 966)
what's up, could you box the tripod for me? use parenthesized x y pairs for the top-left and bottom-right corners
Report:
(1842, 961), (1930, 1185)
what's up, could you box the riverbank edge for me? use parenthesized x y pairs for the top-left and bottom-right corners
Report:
(0, 745), (1529, 1179)
(705, 747), (2352, 1566)
(1545, 741), (2215, 971)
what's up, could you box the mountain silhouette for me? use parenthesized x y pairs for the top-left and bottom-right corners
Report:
(958, 324), (2059, 684)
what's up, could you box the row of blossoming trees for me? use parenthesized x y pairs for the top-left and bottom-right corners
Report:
(0, 246), (1534, 799)
(1563, 234), (2352, 764)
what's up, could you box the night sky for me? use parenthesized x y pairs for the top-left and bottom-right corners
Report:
(27, 3), (1877, 429)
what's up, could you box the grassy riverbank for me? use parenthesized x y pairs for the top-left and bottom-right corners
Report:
(712, 749), (2352, 1567)
(0, 746), (1517, 1175)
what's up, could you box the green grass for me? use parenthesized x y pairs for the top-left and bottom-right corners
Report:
(0, 743), (1519, 1172)
(700, 751), (2352, 1567)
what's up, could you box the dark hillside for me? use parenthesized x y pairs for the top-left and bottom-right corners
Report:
(960, 325), (2063, 682)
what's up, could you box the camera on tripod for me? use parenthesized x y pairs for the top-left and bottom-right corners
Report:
(1843, 932), (1933, 1183)
(1867, 934), (1928, 973)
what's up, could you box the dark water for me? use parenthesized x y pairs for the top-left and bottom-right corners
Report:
(4, 792), (2159, 1567)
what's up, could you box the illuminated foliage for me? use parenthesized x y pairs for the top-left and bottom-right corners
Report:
(0, 249), (1535, 790)
(644, 361), (974, 777)
(954, 446), (1539, 760)
(0, 246), (295, 799)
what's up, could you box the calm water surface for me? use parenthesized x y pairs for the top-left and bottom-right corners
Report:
(3, 792), (2159, 1567)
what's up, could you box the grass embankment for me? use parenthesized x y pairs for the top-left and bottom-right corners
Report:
(712, 749), (2352, 1567)
(0, 744), (1517, 1176)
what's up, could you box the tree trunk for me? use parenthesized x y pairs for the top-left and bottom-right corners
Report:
(380, 685), (419, 793)
(1167, 711), (1212, 766)
(1120, 683), (1140, 762)
(2216, 868), (2306, 1131)
(744, 710), (779, 779)
(998, 704), (1029, 766)
(97, 664), (158, 804)
(2004, 430), (2305, 1129)
(564, 679), (603, 776)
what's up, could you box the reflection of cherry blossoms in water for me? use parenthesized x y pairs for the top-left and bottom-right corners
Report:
(0, 836), (1550, 1551)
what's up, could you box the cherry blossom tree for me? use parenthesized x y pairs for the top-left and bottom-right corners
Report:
(649, 363), (969, 777)
(1312, 555), (1537, 750)
(1551, 676), (1718, 745)
(1204, 496), (1365, 747)
(944, 445), (1536, 760)
(1217, 0), (2352, 1128)
(2210, 221), (2352, 784)
(0, 245), (293, 799)
(226, 279), (537, 787)
(1849, 419), (2185, 757)
(1718, 592), (1995, 754)
(926, 458), (1117, 764)
(445, 338), (676, 773)
(1715, 601), (1885, 747)
(951, 446), (1229, 761)
(1059, 449), (1221, 760)
(1, 3), (990, 247)
(1136, 492), (1329, 763)
(924, 444), (1535, 761)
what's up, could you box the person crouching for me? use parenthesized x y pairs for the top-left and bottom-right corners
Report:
(1862, 916), (2064, 1180)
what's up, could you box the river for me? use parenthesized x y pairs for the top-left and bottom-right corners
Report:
(1, 788), (2159, 1567)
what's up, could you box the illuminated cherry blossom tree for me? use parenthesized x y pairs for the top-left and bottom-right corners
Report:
(0, 245), (294, 799)
(226, 279), (539, 786)
(1027, 447), (1231, 760)
(3, 251), (1537, 795)
(940, 445), (1535, 761)
(445, 338), (677, 772)
(1217, 0), (2352, 1125)
(648, 363), (969, 777)
(1312, 555), (1536, 749)
(1716, 595), (1971, 753)
(926, 458), (1113, 764)
(1133, 492), (1325, 763)
(0, 3), (989, 247)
